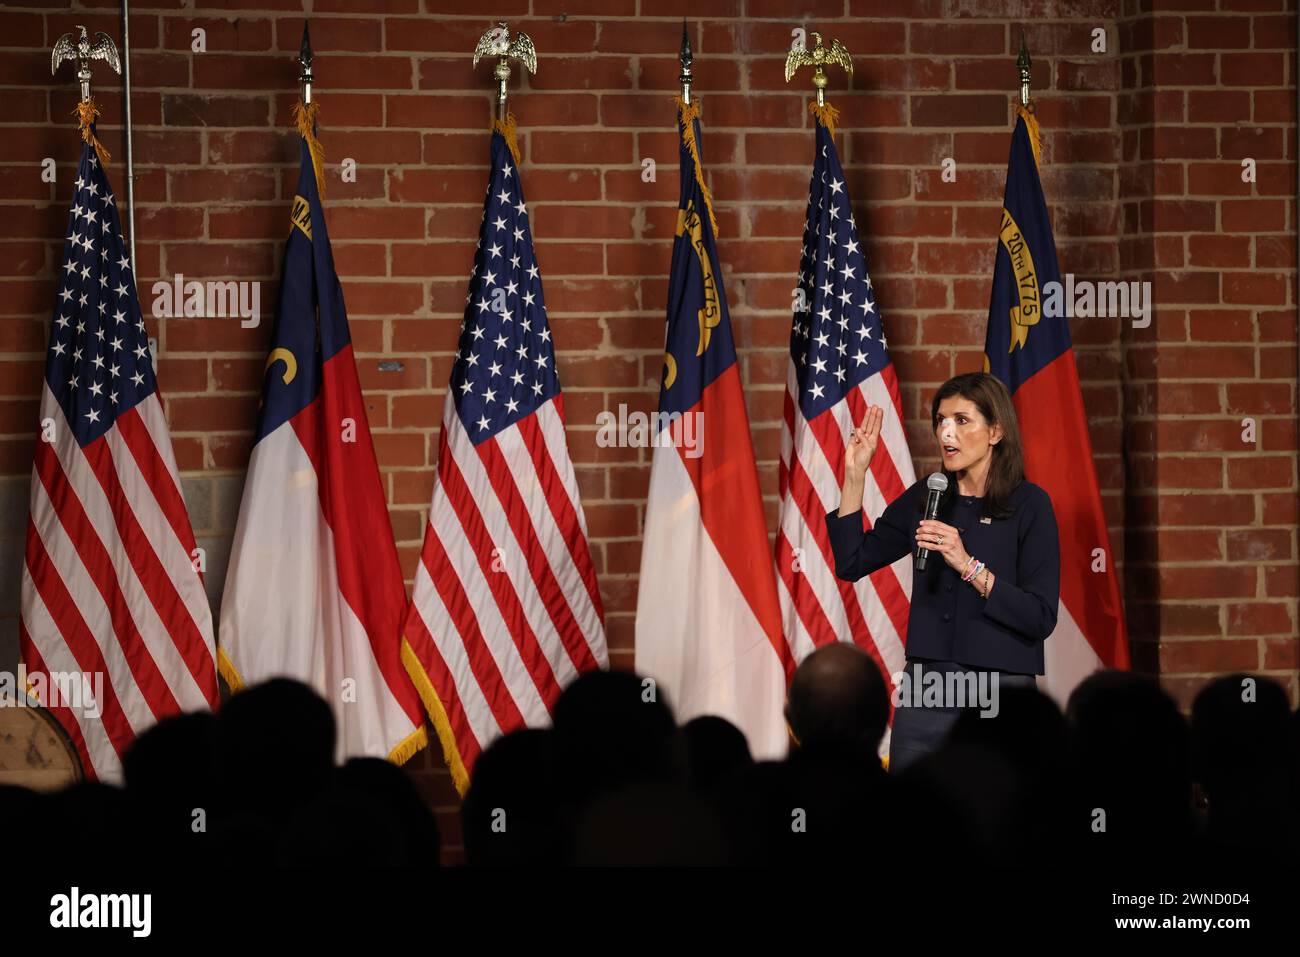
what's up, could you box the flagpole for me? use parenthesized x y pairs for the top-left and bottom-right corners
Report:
(298, 20), (313, 105)
(679, 20), (692, 104)
(121, 0), (137, 271)
(1017, 32), (1032, 108)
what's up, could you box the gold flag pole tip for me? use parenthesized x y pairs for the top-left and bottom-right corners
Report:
(784, 32), (852, 135)
(676, 21), (717, 236)
(1015, 33), (1042, 168)
(293, 21), (326, 198)
(473, 21), (537, 164)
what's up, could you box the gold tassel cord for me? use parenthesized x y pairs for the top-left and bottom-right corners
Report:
(292, 98), (327, 199)
(1015, 101), (1042, 168)
(676, 96), (719, 238)
(74, 98), (112, 166)
(810, 99), (840, 139)
(493, 111), (522, 167)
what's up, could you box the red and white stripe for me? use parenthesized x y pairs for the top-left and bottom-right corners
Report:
(776, 362), (916, 749)
(20, 386), (219, 783)
(402, 394), (607, 792)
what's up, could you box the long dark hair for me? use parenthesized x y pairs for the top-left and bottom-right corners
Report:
(929, 372), (1024, 520)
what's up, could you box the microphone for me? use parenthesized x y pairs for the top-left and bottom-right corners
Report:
(915, 472), (949, 572)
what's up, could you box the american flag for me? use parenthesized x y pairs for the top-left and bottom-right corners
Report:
(20, 135), (219, 783)
(401, 127), (608, 793)
(776, 116), (917, 709)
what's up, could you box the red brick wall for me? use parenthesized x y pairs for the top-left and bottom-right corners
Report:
(1, 0), (1296, 859)
(1112, 0), (1298, 706)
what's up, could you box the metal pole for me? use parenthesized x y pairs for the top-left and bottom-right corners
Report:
(121, 0), (136, 271)
(299, 21), (313, 104)
(679, 20), (692, 105)
(1017, 31), (1031, 108)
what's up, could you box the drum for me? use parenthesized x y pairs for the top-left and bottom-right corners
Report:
(0, 695), (85, 791)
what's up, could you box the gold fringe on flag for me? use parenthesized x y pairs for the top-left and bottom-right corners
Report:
(493, 111), (522, 167)
(74, 98), (111, 166)
(676, 96), (719, 238)
(809, 99), (840, 139)
(1015, 101), (1042, 168)
(401, 638), (471, 794)
(292, 98), (327, 198)
(387, 724), (429, 766)
(217, 648), (245, 692)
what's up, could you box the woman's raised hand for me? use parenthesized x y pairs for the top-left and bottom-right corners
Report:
(844, 405), (884, 484)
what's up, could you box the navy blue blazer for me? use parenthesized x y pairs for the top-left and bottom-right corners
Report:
(825, 478), (1060, 675)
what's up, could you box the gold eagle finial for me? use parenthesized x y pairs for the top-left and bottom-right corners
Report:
(784, 32), (853, 83)
(473, 21), (537, 123)
(473, 22), (537, 77)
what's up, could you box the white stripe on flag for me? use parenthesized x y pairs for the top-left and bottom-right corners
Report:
(37, 396), (196, 715)
(428, 430), (552, 728)
(535, 401), (594, 543)
(494, 423), (604, 659)
(445, 412), (581, 689)
(20, 566), (121, 782)
(409, 558), (504, 751)
(27, 476), (154, 737)
(104, 424), (212, 703)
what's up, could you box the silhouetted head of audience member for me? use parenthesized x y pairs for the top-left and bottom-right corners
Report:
(911, 684), (1072, 856)
(1067, 670), (1194, 852)
(39, 781), (137, 860)
(462, 728), (561, 866)
(681, 715), (752, 793)
(572, 781), (728, 866)
(785, 641), (888, 760)
(335, 756), (441, 864)
(1192, 673), (1297, 852)
(0, 785), (41, 825)
(277, 757), (441, 867)
(946, 682), (1070, 778)
(123, 712), (218, 803)
(277, 785), (407, 866)
(216, 678), (336, 832)
(122, 711), (219, 858)
(550, 669), (680, 810)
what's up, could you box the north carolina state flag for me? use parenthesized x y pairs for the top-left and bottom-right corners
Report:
(219, 114), (426, 764)
(983, 112), (1130, 700)
(634, 101), (790, 759)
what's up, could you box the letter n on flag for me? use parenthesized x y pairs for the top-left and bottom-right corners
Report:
(219, 109), (428, 765)
(634, 100), (791, 760)
(983, 110), (1130, 701)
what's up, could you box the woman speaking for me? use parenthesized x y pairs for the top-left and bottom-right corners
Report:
(825, 371), (1060, 772)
